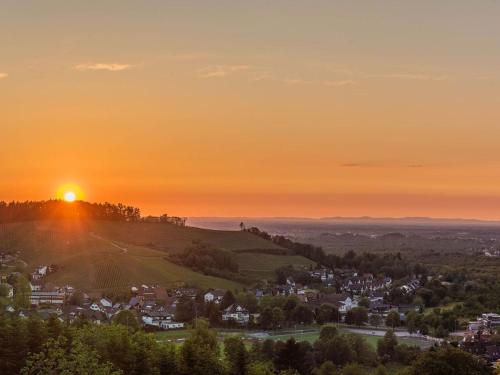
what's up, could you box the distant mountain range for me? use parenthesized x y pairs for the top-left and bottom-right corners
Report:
(188, 216), (500, 227)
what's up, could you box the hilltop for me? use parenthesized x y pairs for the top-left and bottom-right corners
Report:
(0, 219), (314, 293)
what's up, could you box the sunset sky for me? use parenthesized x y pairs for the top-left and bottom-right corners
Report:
(1, 1), (500, 219)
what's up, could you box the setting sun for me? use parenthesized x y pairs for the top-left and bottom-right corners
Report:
(63, 191), (76, 202)
(56, 183), (85, 202)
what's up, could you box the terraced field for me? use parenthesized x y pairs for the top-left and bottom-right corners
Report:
(0, 220), (314, 292)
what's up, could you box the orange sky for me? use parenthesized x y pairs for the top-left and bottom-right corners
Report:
(1, 1), (500, 219)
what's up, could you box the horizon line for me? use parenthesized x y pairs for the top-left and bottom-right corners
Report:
(186, 215), (500, 224)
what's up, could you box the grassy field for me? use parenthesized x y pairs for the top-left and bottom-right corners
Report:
(262, 329), (432, 349)
(156, 329), (247, 342)
(155, 326), (434, 351)
(0, 220), (315, 292)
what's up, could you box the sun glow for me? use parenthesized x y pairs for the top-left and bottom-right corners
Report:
(56, 183), (85, 202)
(64, 191), (76, 202)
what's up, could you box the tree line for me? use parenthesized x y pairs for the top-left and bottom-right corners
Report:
(0, 313), (493, 375)
(0, 200), (192, 230)
(0, 200), (141, 223)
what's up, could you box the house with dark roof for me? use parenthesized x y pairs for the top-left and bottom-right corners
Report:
(222, 304), (250, 324)
(30, 290), (65, 306)
(175, 288), (197, 299)
(100, 298), (113, 308)
(80, 308), (107, 324)
(311, 293), (358, 313)
(128, 296), (140, 309)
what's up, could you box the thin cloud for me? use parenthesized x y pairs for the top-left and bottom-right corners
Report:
(282, 78), (357, 87)
(366, 73), (449, 81)
(323, 80), (358, 87)
(475, 74), (495, 80)
(340, 162), (425, 168)
(0, 73), (8, 79)
(283, 78), (314, 85)
(340, 162), (374, 168)
(251, 72), (273, 82)
(197, 64), (252, 78)
(168, 53), (209, 61)
(74, 63), (134, 72)
(325, 66), (356, 75)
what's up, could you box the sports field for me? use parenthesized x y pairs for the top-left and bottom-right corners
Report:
(155, 326), (434, 349)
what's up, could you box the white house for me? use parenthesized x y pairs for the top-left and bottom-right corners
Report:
(30, 291), (65, 306)
(204, 289), (226, 303)
(222, 304), (250, 324)
(480, 313), (500, 329)
(338, 296), (358, 313)
(157, 321), (184, 329)
(37, 266), (48, 276)
(141, 311), (185, 330)
(204, 292), (215, 303)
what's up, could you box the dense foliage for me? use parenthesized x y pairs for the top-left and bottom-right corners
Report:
(404, 345), (493, 375)
(170, 242), (249, 283)
(0, 201), (188, 228)
(0, 313), (493, 375)
(0, 200), (141, 223)
(173, 242), (239, 274)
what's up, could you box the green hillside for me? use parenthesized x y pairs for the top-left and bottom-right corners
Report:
(85, 220), (284, 253)
(235, 253), (315, 279)
(0, 220), (312, 293)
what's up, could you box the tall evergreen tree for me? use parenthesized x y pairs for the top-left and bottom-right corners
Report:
(179, 320), (224, 375)
(224, 336), (250, 375)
